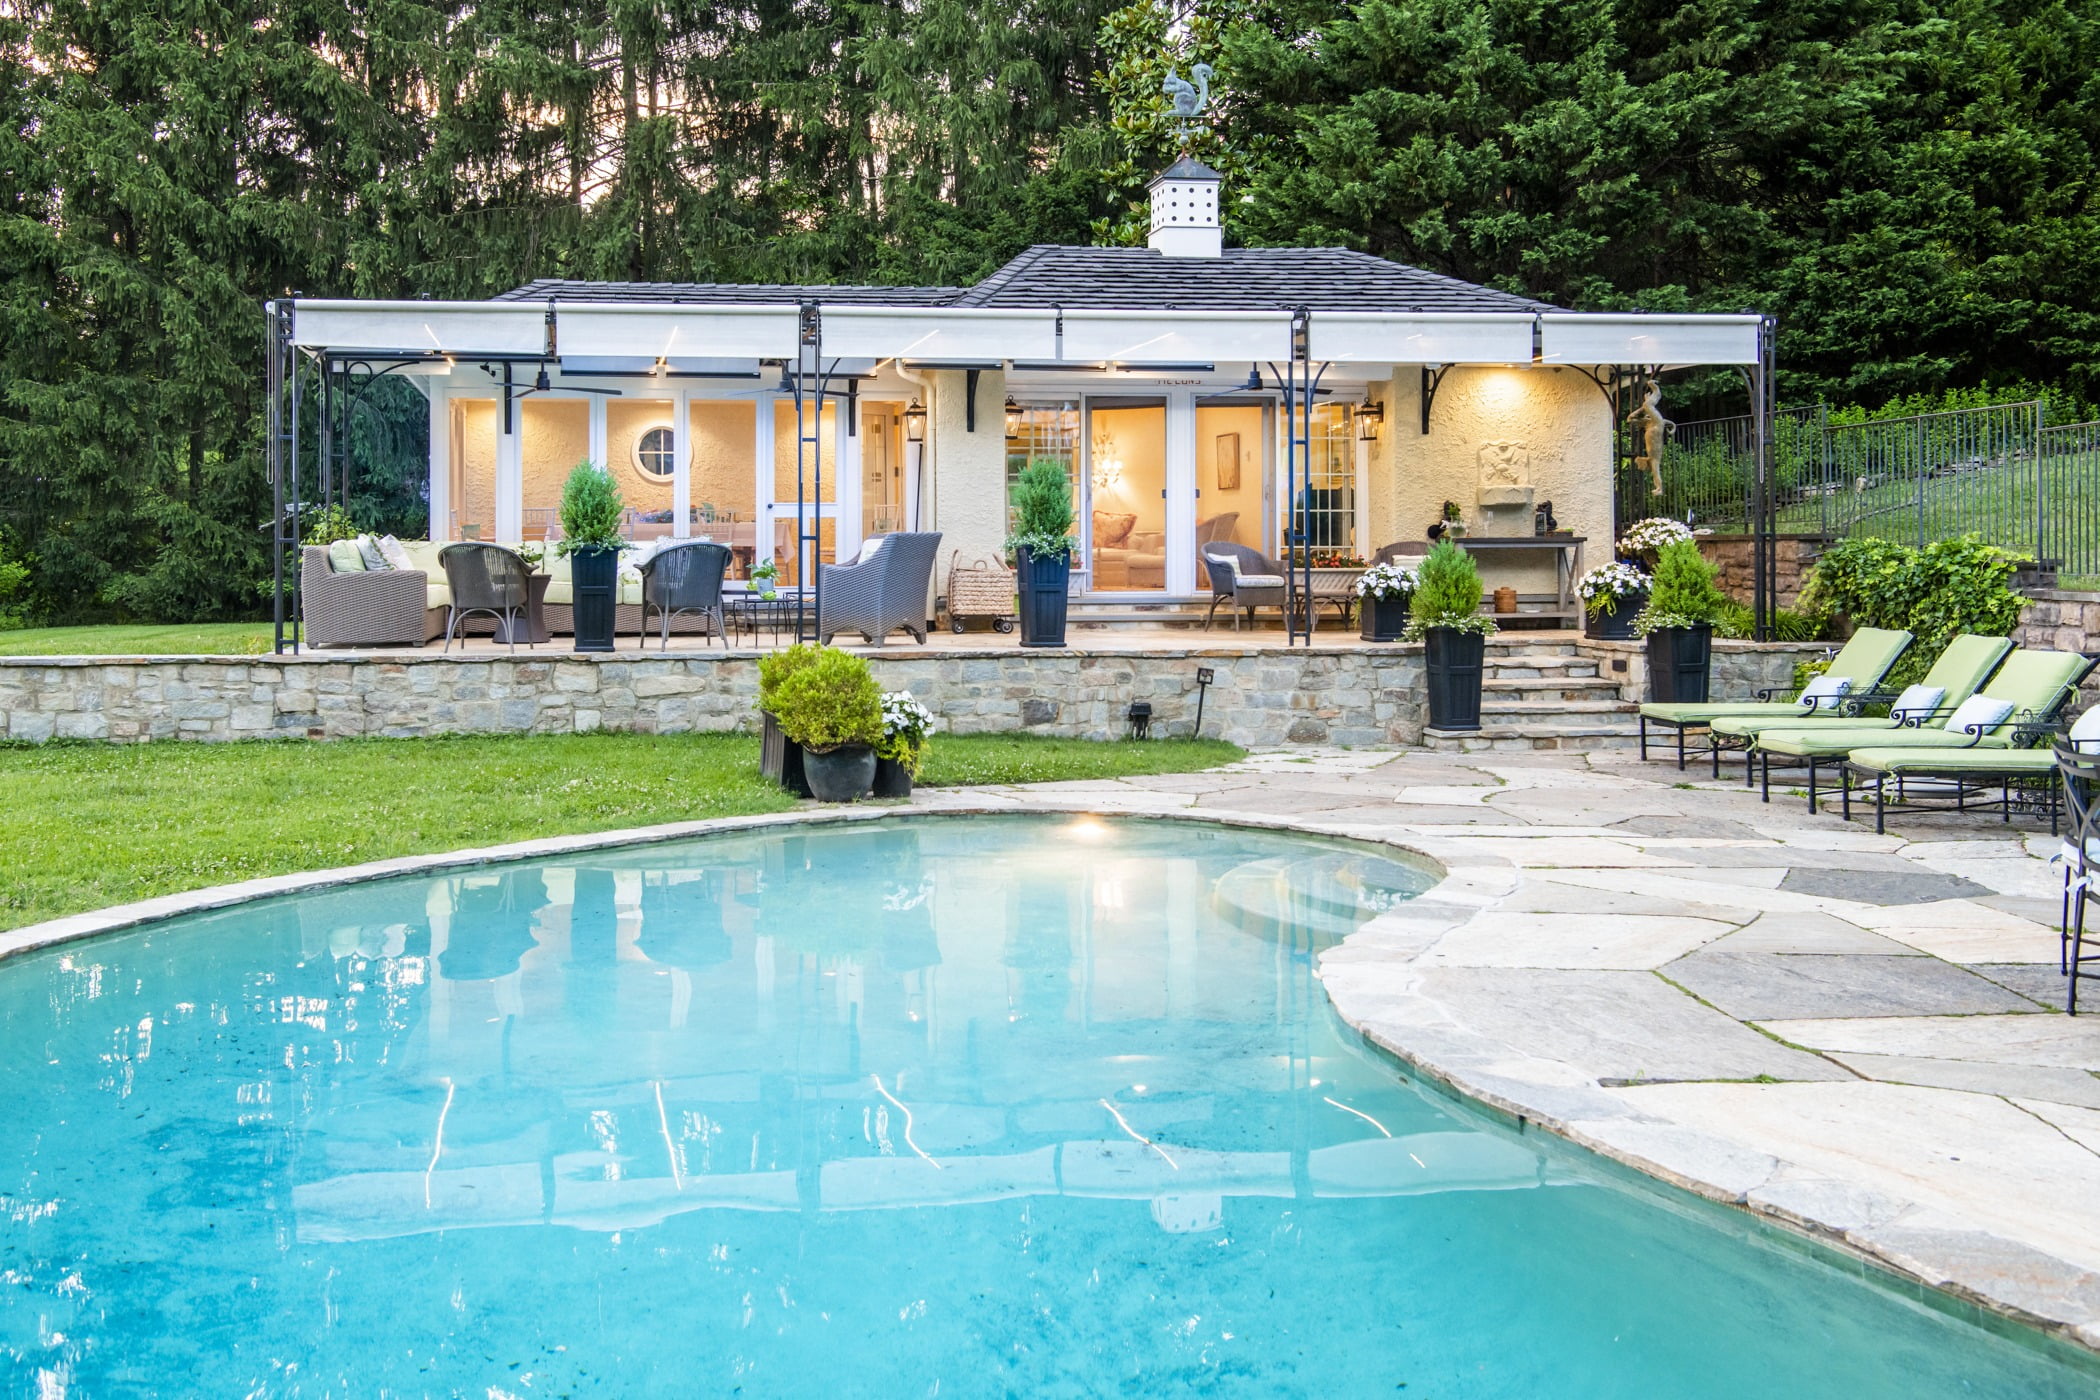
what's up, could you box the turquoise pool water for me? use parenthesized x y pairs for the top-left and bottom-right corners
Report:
(2, 814), (2096, 1396)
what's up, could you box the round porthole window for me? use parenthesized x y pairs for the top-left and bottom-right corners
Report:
(632, 426), (675, 482)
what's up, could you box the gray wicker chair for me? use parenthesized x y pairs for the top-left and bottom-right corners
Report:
(438, 543), (534, 653)
(1202, 542), (1288, 631)
(638, 541), (730, 651)
(817, 531), (943, 646)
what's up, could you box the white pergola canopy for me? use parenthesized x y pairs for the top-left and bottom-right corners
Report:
(289, 299), (1766, 369)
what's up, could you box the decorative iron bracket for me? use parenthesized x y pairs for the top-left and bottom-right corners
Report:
(1420, 364), (1453, 434)
(965, 367), (981, 432)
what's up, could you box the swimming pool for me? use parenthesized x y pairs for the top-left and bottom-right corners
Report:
(2, 814), (2095, 1395)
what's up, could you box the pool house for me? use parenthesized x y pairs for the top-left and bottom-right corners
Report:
(270, 159), (1775, 637)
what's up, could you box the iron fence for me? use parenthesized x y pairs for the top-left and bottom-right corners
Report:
(1623, 399), (2100, 579)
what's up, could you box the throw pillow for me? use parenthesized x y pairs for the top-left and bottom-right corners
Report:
(1945, 694), (2015, 736)
(355, 534), (390, 571)
(2069, 705), (2100, 751)
(1890, 684), (1947, 723)
(327, 539), (366, 573)
(376, 534), (413, 571)
(1092, 511), (1137, 548)
(1797, 674), (1852, 711)
(856, 535), (888, 565)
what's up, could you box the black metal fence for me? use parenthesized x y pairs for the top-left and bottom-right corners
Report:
(1622, 399), (2100, 581)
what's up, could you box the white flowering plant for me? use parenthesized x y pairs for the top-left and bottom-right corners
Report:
(1617, 517), (1695, 560)
(1576, 561), (1650, 615)
(877, 690), (936, 775)
(1354, 560), (1419, 603)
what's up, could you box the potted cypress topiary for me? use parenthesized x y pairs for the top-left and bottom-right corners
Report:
(1635, 539), (1732, 703)
(763, 645), (885, 801)
(1006, 458), (1075, 647)
(1408, 539), (1497, 729)
(755, 643), (823, 794)
(556, 461), (627, 653)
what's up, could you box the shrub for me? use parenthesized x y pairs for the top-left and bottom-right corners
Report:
(1006, 458), (1074, 561)
(301, 504), (362, 547)
(1407, 539), (1495, 637)
(556, 462), (626, 553)
(766, 646), (884, 752)
(0, 532), (28, 630)
(1635, 540), (1731, 635)
(1715, 601), (1827, 642)
(756, 642), (824, 714)
(1800, 534), (2027, 686)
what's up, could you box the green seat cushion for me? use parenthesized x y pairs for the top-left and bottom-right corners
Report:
(1809, 727), (2014, 754)
(1846, 746), (2058, 777)
(1712, 712), (1886, 740)
(1641, 626), (1914, 726)
(1971, 649), (2092, 730)
(326, 539), (366, 573)
(1741, 721), (1907, 755)
(1919, 634), (2016, 708)
(1641, 700), (1818, 725)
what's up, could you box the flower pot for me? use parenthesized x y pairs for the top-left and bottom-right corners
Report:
(1645, 625), (1713, 704)
(1584, 589), (1646, 640)
(569, 545), (621, 653)
(1359, 595), (1410, 642)
(802, 744), (876, 803)
(1015, 545), (1070, 648)
(1424, 627), (1486, 730)
(872, 755), (914, 798)
(760, 710), (812, 797)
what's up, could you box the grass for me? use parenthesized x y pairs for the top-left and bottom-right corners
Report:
(0, 730), (1244, 930)
(0, 622), (277, 655)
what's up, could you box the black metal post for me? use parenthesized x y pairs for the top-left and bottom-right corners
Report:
(794, 300), (823, 642)
(288, 335), (304, 654)
(266, 301), (293, 654)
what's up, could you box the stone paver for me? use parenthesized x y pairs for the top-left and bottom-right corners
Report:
(1663, 948), (2042, 1019)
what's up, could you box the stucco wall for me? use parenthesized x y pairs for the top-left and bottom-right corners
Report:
(607, 398), (676, 513)
(520, 398), (589, 527)
(1376, 366), (1613, 593)
(927, 369), (1009, 576)
(450, 398), (498, 538)
(688, 399), (757, 519)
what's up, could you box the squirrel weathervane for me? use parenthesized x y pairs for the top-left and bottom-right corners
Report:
(1163, 63), (1213, 145)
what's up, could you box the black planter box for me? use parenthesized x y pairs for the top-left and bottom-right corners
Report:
(872, 755), (914, 798)
(1359, 595), (1410, 642)
(1584, 590), (1645, 640)
(1015, 545), (1071, 648)
(1424, 627), (1486, 730)
(569, 545), (621, 653)
(1646, 625), (1714, 704)
(760, 710), (812, 797)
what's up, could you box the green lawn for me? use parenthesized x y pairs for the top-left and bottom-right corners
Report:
(0, 730), (1243, 930)
(0, 622), (277, 655)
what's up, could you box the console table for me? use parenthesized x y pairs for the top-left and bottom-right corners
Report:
(1455, 536), (1585, 626)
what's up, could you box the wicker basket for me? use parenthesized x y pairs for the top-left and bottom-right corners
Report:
(946, 551), (1016, 633)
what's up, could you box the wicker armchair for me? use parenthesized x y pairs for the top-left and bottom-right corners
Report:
(300, 546), (439, 648)
(1202, 542), (1288, 631)
(438, 543), (534, 653)
(638, 541), (730, 651)
(817, 531), (943, 646)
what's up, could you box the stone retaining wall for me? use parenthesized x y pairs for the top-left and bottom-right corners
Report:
(0, 646), (1431, 749)
(2017, 589), (2100, 655)
(1580, 637), (1828, 704)
(1692, 534), (1826, 610)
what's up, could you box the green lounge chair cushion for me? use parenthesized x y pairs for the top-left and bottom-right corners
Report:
(1639, 626), (1912, 726)
(1846, 746), (2060, 778)
(1717, 634), (2018, 744)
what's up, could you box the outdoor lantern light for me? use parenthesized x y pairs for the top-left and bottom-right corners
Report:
(1005, 398), (1023, 437)
(1356, 401), (1385, 441)
(1192, 666), (1216, 739)
(1126, 700), (1153, 740)
(904, 401), (926, 442)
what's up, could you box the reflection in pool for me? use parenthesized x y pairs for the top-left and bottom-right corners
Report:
(1, 816), (2095, 1396)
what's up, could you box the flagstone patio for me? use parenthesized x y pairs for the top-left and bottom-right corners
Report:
(924, 747), (2100, 1350)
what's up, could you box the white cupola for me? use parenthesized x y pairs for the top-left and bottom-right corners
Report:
(1147, 156), (1223, 258)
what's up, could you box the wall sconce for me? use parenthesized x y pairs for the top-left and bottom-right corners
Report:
(1356, 401), (1385, 441)
(1004, 398), (1023, 437)
(904, 401), (926, 442)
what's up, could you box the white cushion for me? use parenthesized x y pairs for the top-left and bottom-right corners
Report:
(1946, 694), (2015, 735)
(855, 536), (888, 565)
(355, 534), (390, 571)
(1798, 674), (1852, 712)
(1890, 684), (1946, 723)
(1235, 573), (1287, 588)
(377, 534), (413, 571)
(2068, 705), (2100, 750)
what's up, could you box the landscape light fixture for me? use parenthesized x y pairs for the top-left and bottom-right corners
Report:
(904, 401), (926, 442)
(1192, 666), (1216, 739)
(1356, 401), (1384, 441)
(1126, 700), (1153, 740)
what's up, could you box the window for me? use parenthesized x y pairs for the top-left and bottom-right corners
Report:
(632, 425), (675, 482)
(1005, 402), (1080, 530)
(1286, 403), (1356, 555)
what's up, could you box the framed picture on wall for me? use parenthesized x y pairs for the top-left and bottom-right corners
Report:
(1216, 433), (1240, 492)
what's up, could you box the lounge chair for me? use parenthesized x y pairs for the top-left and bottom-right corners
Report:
(1203, 543), (1288, 630)
(817, 531), (942, 645)
(1725, 634), (2014, 806)
(1837, 651), (2100, 832)
(1638, 626), (1914, 770)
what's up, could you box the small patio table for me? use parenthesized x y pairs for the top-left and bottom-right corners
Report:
(725, 593), (798, 647)
(491, 571), (551, 646)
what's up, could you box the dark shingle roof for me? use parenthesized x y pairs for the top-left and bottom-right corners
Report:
(497, 247), (1556, 315)
(1153, 156), (1223, 183)
(496, 278), (963, 306)
(953, 245), (1556, 313)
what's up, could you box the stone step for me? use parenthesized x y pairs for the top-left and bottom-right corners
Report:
(1483, 674), (1625, 697)
(1477, 698), (1638, 718)
(1421, 721), (1645, 753)
(1484, 660), (1602, 681)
